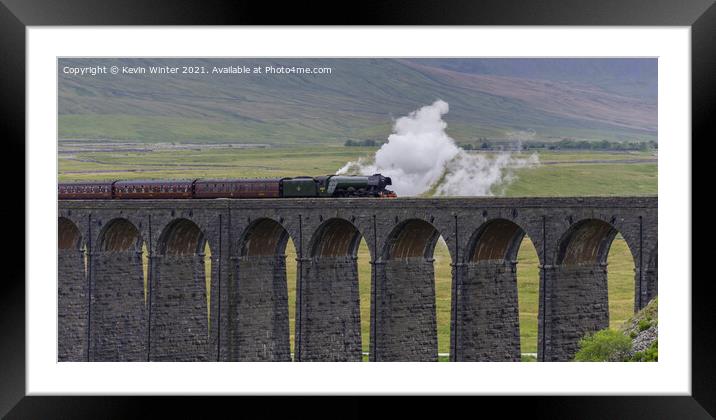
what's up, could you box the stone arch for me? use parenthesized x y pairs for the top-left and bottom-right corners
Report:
(97, 218), (143, 253)
(58, 217), (87, 361)
(382, 218), (441, 261)
(557, 217), (641, 319)
(296, 218), (367, 361)
(239, 218), (291, 257)
(58, 217), (83, 250)
(556, 218), (633, 266)
(453, 218), (533, 361)
(157, 218), (206, 256)
(544, 218), (637, 361)
(150, 218), (214, 361)
(229, 218), (292, 361)
(373, 218), (446, 361)
(310, 218), (366, 259)
(89, 217), (147, 361)
(467, 218), (526, 263)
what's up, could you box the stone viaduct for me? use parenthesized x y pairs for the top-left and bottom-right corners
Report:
(58, 197), (657, 362)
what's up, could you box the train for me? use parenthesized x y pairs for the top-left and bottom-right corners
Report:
(58, 174), (397, 200)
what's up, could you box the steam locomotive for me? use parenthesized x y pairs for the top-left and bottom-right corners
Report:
(58, 174), (397, 200)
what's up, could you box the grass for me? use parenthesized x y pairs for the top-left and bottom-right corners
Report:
(67, 144), (651, 360)
(59, 145), (657, 199)
(500, 150), (657, 197)
(58, 145), (378, 182)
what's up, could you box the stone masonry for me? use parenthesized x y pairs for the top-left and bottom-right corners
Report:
(231, 255), (291, 361)
(297, 256), (362, 361)
(454, 261), (521, 361)
(372, 258), (438, 361)
(90, 250), (147, 361)
(58, 249), (87, 361)
(58, 196), (657, 362)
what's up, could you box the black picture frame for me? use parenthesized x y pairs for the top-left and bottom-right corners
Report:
(2, 0), (712, 417)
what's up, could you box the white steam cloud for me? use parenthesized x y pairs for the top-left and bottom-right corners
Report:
(337, 100), (539, 197)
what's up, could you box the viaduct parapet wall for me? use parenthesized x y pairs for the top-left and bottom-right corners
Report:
(57, 197), (657, 362)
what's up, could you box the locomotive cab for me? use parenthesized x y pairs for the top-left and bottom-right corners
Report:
(282, 176), (319, 197)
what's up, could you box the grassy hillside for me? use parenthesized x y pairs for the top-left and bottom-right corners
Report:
(407, 58), (657, 101)
(58, 58), (657, 145)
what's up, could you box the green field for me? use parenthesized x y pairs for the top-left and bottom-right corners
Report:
(62, 144), (654, 359)
(59, 144), (657, 197)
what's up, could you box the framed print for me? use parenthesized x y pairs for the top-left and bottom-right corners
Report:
(2, 0), (714, 417)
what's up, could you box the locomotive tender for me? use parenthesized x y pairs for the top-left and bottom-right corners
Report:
(58, 174), (396, 200)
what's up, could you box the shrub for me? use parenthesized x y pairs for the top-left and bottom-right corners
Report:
(637, 319), (651, 332)
(574, 329), (632, 362)
(630, 340), (658, 362)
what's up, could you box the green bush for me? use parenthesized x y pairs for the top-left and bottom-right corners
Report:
(637, 319), (652, 332)
(630, 341), (658, 362)
(574, 329), (632, 362)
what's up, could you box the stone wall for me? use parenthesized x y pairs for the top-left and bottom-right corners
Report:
(372, 258), (437, 361)
(58, 249), (87, 361)
(541, 264), (610, 362)
(149, 255), (212, 361)
(229, 255), (290, 361)
(297, 256), (362, 361)
(89, 250), (147, 361)
(453, 261), (521, 361)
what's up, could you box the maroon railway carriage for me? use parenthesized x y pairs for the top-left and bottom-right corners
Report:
(194, 179), (281, 198)
(113, 180), (194, 199)
(58, 178), (285, 200)
(58, 181), (114, 200)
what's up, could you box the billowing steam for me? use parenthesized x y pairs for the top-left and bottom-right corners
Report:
(337, 100), (539, 197)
